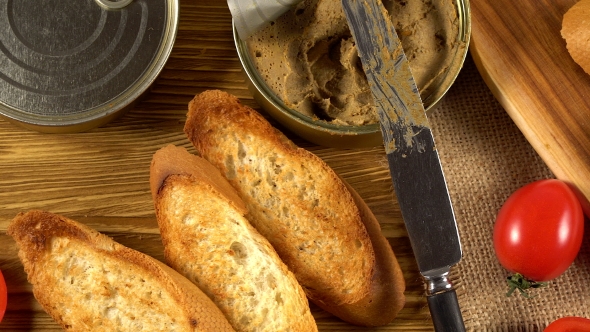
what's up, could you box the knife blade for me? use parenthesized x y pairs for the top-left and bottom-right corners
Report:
(341, 0), (465, 330)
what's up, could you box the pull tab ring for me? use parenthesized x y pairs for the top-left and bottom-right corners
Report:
(95, 0), (133, 10)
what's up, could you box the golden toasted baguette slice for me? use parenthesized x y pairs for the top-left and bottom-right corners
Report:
(184, 90), (405, 325)
(562, 0), (590, 75)
(315, 181), (406, 326)
(184, 90), (375, 306)
(7, 210), (235, 332)
(150, 145), (317, 332)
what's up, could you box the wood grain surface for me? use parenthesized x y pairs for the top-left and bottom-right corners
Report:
(470, 0), (590, 215)
(0, 1), (436, 330)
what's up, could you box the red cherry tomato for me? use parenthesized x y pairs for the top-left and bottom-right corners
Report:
(494, 180), (584, 283)
(0, 270), (6, 323)
(545, 317), (590, 332)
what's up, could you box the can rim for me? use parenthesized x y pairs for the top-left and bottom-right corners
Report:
(0, 0), (179, 132)
(234, 0), (471, 135)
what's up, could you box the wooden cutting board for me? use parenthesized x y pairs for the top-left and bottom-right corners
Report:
(470, 0), (590, 214)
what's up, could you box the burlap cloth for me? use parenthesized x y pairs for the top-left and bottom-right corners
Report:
(427, 53), (590, 331)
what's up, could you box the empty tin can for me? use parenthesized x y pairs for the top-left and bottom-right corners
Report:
(0, 0), (178, 133)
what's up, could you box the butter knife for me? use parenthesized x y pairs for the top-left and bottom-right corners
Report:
(341, 0), (465, 330)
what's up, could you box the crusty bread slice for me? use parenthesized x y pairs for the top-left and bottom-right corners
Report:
(184, 90), (375, 306)
(150, 145), (317, 332)
(313, 181), (406, 326)
(184, 90), (405, 326)
(7, 210), (235, 332)
(562, 0), (590, 75)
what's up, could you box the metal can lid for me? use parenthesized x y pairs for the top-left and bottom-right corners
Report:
(0, 0), (178, 132)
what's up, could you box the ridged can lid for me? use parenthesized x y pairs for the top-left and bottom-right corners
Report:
(0, 0), (178, 133)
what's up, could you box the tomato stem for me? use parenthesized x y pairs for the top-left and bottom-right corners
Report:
(505, 273), (547, 298)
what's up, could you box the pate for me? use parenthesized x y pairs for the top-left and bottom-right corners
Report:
(246, 0), (460, 126)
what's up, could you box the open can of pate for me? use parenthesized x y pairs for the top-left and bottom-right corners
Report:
(0, 0), (178, 133)
(234, 0), (471, 148)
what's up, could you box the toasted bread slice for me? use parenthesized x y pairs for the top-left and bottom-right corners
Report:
(150, 145), (317, 332)
(7, 210), (235, 332)
(562, 0), (590, 75)
(184, 90), (405, 325)
(184, 90), (375, 306)
(313, 181), (406, 326)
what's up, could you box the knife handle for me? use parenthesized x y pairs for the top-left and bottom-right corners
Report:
(427, 289), (466, 332)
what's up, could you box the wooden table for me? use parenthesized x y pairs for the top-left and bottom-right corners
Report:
(0, 1), (436, 331)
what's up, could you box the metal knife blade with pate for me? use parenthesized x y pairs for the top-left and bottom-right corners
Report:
(341, 0), (466, 330)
